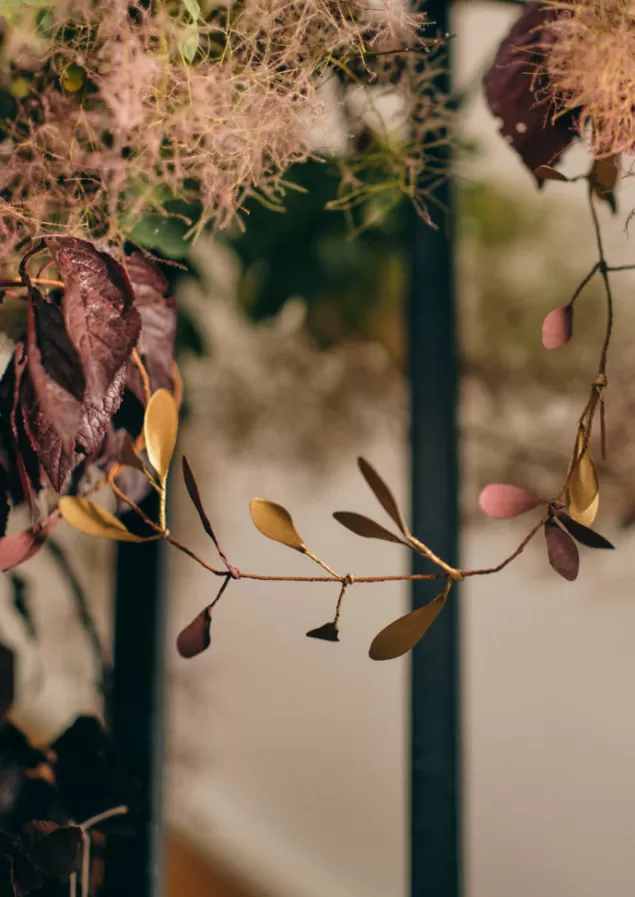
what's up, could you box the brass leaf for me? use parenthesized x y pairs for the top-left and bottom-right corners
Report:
(590, 155), (619, 196)
(59, 497), (147, 542)
(249, 498), (306, 551)
(333, 512), (404, 544)
(369, 593), (446, 661)
(357, 457), (408, 535)
(568, 434), (599, 527)
(144, 389), (178, 482)
(535, 165), (569, 183)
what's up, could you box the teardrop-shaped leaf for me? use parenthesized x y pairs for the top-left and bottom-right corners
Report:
(0, 512), (59, 572)
(59, 497), (147, 542)
(144, 389), (178, 481)
(177, 606), (211, 658)
(568, 437), (599, 527)
(120, 433), (146, 474)
(478, 484), (542, 519)
(369, 593), (446, 661)
(535, 165), (569, 183)
(249, 498), (306, 551)
(542, 305), (573, 350)
(182, 456), (217, 543)
(357, 457), (407, 534)
(333, 512), (404, 544)
(590, 155), (619, 196)
(545, 520), (579, 581)
(557, 512), (614, 550)
(306, 621), (339, 642)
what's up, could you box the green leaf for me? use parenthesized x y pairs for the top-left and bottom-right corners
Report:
(180, 25), (199, 64)
(183, 0), (201, 20)
(128, 214), (192, 259)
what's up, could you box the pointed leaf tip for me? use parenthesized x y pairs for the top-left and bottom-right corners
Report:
(369, 593), (446, 661)
(542, 305), (573, 350)
(478, 484), (542, 519)
(306, 622), (339, 642)
(333, 512), (404, 544)
(144, 389), (178, 481)
(568, 437), (599, 527)
(557, 512), (614, 550)
(59, 497), (147, 542)
(545, 520), (579, 581)
(534, 165), (569, 183)
(177, 607), (212, 658)
(357, 457), (407, 534)
(249, 498), (305, 551)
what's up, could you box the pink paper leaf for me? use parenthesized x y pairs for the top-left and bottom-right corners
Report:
(542, 305), (573, 350)
(478, 484), (542, 519)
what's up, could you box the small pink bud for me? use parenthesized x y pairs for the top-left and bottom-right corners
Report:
(478, 484), (542, 519)
(542, 305), (573, 350)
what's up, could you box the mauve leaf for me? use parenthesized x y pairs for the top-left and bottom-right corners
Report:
(357, 457), (407, 534)
(534, 165), (569, 182)
(249, 498), (306, 551)
(369, 593), (446, 661)
(45, 237), (141, 397)
(306, 622), (339, 642)
(542, 305), (573, 350)
(125, 253), (176, 399)
(483, 2), (577, 181)
(556, 512), (614, 550)
(0, 643), (14, 720)
(0, 513), (59, 572)
(24, 822), (82, 878)
(144, 389), (178, 481)
(177, 607), (211, 658)
(545, 520), (579, 581)
(182, 456), (218, 543)
(58, 497), (147, 542)
(332, 511), (404, 544)
(478, 483), (542, 519)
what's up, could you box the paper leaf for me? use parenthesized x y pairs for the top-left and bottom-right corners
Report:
(369, 593), (446, 661)
(332, 512), (404, 544)
(182, 456), (218, 543)
(0, 512), (59, 572)
(177, 607), (211, 658)
(119, 433), (146, 473)
(0, 643), (14, 720)
(144, 389), (178, 481)
(545, 520), (579, 581)
(306, 622), (339, 642)
(357, 457), (407, 534)
(59, 497), (147, 542)
(590, 155), (620, 196)
(542, 305), (573, 350)
(478, 483), (542, 519)
(557, 512), (614, 550)
(534, 165), (569, 182)
(568, 438), (599, 527)
(249, 498), (306, 551)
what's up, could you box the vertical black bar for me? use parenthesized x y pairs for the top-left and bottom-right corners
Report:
(409, 2), (461, 897)
(106, 491), (165, 897)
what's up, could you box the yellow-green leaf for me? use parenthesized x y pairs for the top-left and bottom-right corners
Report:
(59, 497), (147, 542)
(249, 499), (306, 551)
(369, 593), (447, 661)
(568, 437), (599, 527)
(357, 457), (408, 535)
(61, 64), (85, 93)
(144, 389), (178, 481)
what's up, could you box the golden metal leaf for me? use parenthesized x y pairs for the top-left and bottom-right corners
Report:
(144, 389), (178, 482)
(357, 457), (408, 535)
(59, 497), (147, 542)
(369, 592), (447, 661)
(249, 498), (306, 551)
(333, 511), (404, 544)
(568, 433), (599, 527)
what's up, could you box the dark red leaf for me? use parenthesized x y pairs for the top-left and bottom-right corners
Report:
(177, 607), (212, 658)
(545, 519), (579, 581)
(479, 483), (542, 519)
(0, 346), (42, 517)
(0, 645), (14, 722)
(306, 622), (339, 642)
(557, 512), (614, 550)
(22, 821), (82, 878)
(542, 305), (573, 349)
(0, 513), (59, 573)
(182, 456), (217, 544)
(483, 3), (577, 181)
(45, 238), (140, 397)
(125, 253), (176, 400)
